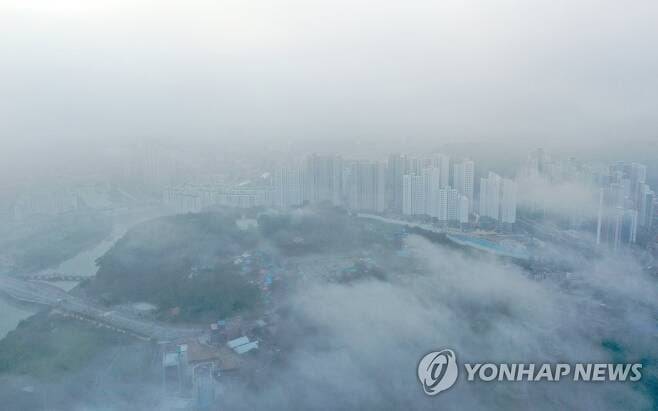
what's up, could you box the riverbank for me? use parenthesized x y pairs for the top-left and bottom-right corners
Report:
(0, 205), (170, 340)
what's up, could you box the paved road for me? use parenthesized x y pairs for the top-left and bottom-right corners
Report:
(0, 275), (202, 341)
(357, 213), (446, 233)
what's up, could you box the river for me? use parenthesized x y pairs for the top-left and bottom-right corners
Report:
(0, 206), (169, 339)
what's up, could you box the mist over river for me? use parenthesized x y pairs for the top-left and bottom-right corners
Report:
(0, 207), (168, 339)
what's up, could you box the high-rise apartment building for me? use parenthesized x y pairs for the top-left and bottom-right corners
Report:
(500, 178), (517, 224)
(479, 172), (516, 223)
(453, 159), (474, 212)
(304, 154), (343, 205)
(345, 161), (386, 212)
(273, 166), (304, 208)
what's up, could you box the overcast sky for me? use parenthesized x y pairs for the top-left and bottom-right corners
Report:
(1, 0), (657, 157)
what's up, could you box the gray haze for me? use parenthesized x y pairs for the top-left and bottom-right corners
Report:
(1, 3), (657, 409)
(2, 0), (658, 162)
(213, 236), (657, 410)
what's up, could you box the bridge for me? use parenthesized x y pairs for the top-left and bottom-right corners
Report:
(0, 275), (203, 342)
(23, 273), (90, 282)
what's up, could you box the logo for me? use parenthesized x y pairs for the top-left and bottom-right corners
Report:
(417, 349), (459, 395)
(417, 348), (644, 396)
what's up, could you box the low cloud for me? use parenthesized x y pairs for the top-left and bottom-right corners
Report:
(219, 235), (656, 410)
(5, 234), (654, 410)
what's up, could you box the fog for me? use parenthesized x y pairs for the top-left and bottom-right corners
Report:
(2, 0), (658, 166)
(4, 228), (655, 410)
(1, 2), (657, 410)
(211, 235), (656, 410)
(0, 191), (655, 410)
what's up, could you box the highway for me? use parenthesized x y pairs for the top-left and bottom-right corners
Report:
(0, 275), (203, 342)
